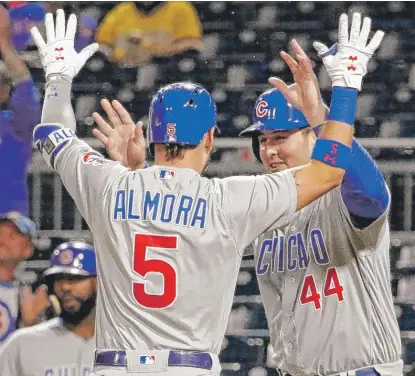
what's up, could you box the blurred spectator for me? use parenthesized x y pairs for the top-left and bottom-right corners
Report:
(96, 1), (203, 66)
(0, 212), (49, 347)
(8, 2), (45, 52)
(76, 14), (98, 52)
(0, 242), (96, 374)
(0, 4), (41, 215)
(0, 4), (44, 346)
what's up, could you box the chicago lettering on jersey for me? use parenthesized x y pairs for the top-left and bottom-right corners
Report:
(43, 364), (91, 376)
(112, 189), (207, 229)
(256, 229), (330, 274)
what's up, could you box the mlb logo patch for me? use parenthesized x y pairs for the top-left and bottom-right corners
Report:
(160, 169), (175, 180)
(139, 355), (156, 365)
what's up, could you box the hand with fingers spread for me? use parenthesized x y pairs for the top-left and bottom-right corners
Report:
(313, 13), (384, 91)
(92, 99), (146, 170)
(269, 39), (327, 127)
(30, 9), (99, 79)
(20, 285), (51, 327)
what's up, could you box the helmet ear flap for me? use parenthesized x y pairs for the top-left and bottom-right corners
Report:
(252, 134), (262, 164)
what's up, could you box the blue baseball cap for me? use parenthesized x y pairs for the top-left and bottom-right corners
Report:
(0, 211), (37, 238)
(43, 241), (97, 277)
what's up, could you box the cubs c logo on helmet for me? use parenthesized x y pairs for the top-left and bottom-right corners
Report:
(256, 100), (268, 118)
(58, 249), (73, 265)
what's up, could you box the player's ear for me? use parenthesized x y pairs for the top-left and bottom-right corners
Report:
(203, 128), (215, 153)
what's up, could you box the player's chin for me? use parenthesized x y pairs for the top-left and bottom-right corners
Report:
(267, 162), (287, 173)
(61, 298), (81, 312)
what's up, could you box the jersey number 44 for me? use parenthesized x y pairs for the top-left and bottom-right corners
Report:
(299, 268), (345, 310)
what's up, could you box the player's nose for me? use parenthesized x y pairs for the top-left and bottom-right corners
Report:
(56, 279), (74, 292)
(266, 144), (279, 158)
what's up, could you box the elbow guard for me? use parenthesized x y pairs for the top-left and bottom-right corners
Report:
(33, 123), (76, 169)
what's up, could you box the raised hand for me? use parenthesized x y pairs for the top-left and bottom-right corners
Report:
(92, 99), (146, 170)
(30, 9), (99, 79)
(20, 285), (51, 326)
(313, 13), (384, 91)
(269, 39), (327, 126)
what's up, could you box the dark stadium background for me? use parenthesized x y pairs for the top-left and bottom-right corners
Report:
(19, 2), (415, 375)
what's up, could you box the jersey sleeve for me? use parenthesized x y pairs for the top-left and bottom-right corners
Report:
(335, 185), (391, 251)
(0, 331), (22, 376)
(221, 169), (297, 252)
(33, 123), (128, 228)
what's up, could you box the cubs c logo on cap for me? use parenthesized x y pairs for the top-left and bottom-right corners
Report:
(256, 100), (268, 118)
(0, 301), (15, 342)
(59, 249), (74, 265)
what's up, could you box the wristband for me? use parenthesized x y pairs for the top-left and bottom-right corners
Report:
(311, 139), (351, 170)
(327, 87), (358, 126)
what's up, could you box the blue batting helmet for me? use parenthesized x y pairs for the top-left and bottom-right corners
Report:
(147, 82), (217, 155)
(43, 241), (96, 278)
(239, 88), (309, 163)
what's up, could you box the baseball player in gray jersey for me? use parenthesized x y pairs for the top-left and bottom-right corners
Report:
(31, 9), (355, 376)
(0, 241), (97, 376)
(237, 13), (401, 376)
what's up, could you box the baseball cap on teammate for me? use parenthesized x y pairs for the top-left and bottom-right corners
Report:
(43, 241), (97, 323)
(239, 88), (309, 162)
(147, 82), (217, 156)
(43, 241), (96, 278)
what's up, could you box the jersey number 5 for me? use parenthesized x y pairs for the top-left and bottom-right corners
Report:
(132, 234), (178, 309)
(299, 267), (344, 310)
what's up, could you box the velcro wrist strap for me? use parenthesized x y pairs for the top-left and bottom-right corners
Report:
(311, 139), (351, 170)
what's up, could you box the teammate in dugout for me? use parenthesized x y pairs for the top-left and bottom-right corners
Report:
(31, 9), (366, 376)
(0, 241), (97, 376)
(92, 13), (397, 376)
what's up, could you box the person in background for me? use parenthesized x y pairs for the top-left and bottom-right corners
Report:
(8, 2), (45, 53)
(0, 4), (46, 346)
(0, 241), (97, 375)
(96, 1), (203, 66)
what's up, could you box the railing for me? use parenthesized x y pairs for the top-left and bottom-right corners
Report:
(29, 137), (415, 237)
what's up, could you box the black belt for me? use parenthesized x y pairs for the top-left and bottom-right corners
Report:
(94, 350), (213, 370)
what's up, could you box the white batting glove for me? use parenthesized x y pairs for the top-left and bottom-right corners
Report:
(313, 13), (384, 91)
(30, 9), (99, 80)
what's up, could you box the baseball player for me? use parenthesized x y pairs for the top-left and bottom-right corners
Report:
(237, 14), (401, 376)
(0, 241), (97, 376)
(30, 9), (355, 376)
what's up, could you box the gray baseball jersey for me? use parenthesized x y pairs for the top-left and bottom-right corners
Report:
(0, 318), (94, 376)
(252, 186), (402, 375)
(0, 281), (20, 348)
(38, 128), (297, 355)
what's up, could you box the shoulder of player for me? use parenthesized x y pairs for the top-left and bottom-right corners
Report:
(9, 318), (63, 341)
(217, 170), (295, 191)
